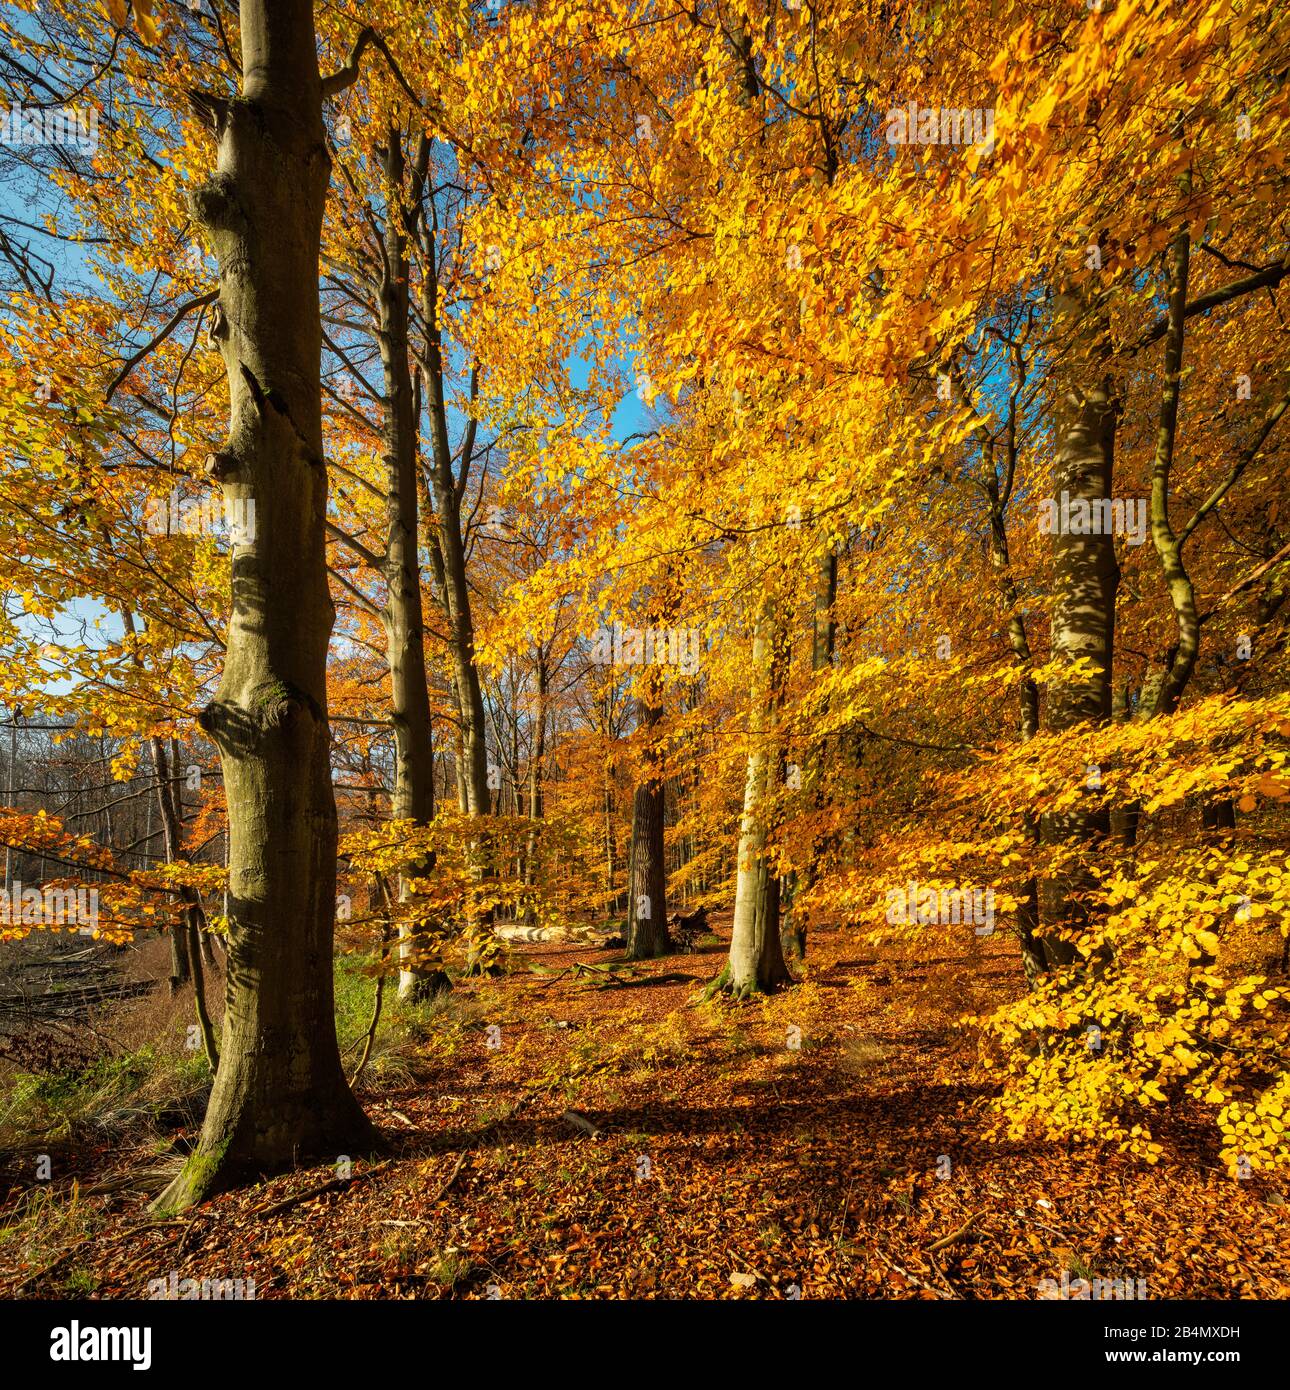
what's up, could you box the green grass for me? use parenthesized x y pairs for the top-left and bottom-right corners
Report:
(0, 1184), (95, 1272)
(334, 953), (483, 1089)
(0, 1044), (209, 1152)
(63, 1266), (99, 1296)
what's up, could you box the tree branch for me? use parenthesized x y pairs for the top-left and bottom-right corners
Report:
(104, 291), (218, 402)
(326, 519), (387, 573)
(1179, 384), (1290, 549)
(321, 27), (423, 109)
(1137, 257), (1289, 350)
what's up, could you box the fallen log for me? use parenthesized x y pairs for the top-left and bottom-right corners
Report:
(493, 921), (624, 947)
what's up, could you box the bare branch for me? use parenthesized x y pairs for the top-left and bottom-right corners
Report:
(104, 291), (218, 402)
(1137, 257), (1289, 350)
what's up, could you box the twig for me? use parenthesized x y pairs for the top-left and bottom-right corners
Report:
(535, 967), (573, 990)
(252, 1160), (392, 1221)
(104, 291), (218, 402)
(430, 1151), (468, 1203)
(593, 971), (697, 991)
(2, 1219), (185, 1298)
(927, 1254), (963, 1299)
(928, 1211), (982, 1254)
(349, 874), (394, 1087)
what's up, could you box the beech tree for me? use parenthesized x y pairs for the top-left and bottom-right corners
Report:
(155, 0), (373, 1211)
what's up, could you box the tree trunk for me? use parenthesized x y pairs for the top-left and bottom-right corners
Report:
(1201, 798), (1236, 834)
(1120, 169), (1195, 852)
(186, 898), (220, 1074)
(416, 208), (493, 968)
(167, 902), (191, 995)
(521, 657), (548, 922)
(418, 244), (489, 819)
(451, 684), (470, 813)
(149, 736), (218, 1067)
(1145, 151), (1197, 719)
(377, 129), (443, 1003)
(157, 741), (191, 998)
(118, 620), (192, 996)
(1037, 314), (1119, 969)
(788, 543), (838, 961)
(626, 692), (668, 959)
(155, 0), (370, 1212)
(708, 599), (793, 997)
(985, 478), (1046, 984)
(525, 662), (547, 864)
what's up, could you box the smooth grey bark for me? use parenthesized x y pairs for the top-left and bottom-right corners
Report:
(1037, 291), (1119, 970)
(707, 598), (793, 997)
(375, 128), (442, 1002)
(156, 0), (370, 1212)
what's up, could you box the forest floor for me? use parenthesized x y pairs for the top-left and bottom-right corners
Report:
(1, 916), (1287, 1300)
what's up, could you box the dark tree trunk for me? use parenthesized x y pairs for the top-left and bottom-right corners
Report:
(626, 693), (668, 959)
(167, 910), (191, 995)
(418, 240), (488, 819)
(985, 478), (1046, 984)
(788, 543), (838, 961)
(1145, 164), (1198, 720)
(416, 205), (493, 969)
(155, 0), (371, 1212)
(1201, 799), (1235, 834)
(520, 657), (548, 924)
(149, 737), (218, 1068)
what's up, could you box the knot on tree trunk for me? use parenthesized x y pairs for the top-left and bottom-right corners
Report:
(255, 679), (322, 731)
(186, 87), (230, 138)
(195, 698), (236, 747)
(188, 173), (241, 234)
(205, 450), (240, 481)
